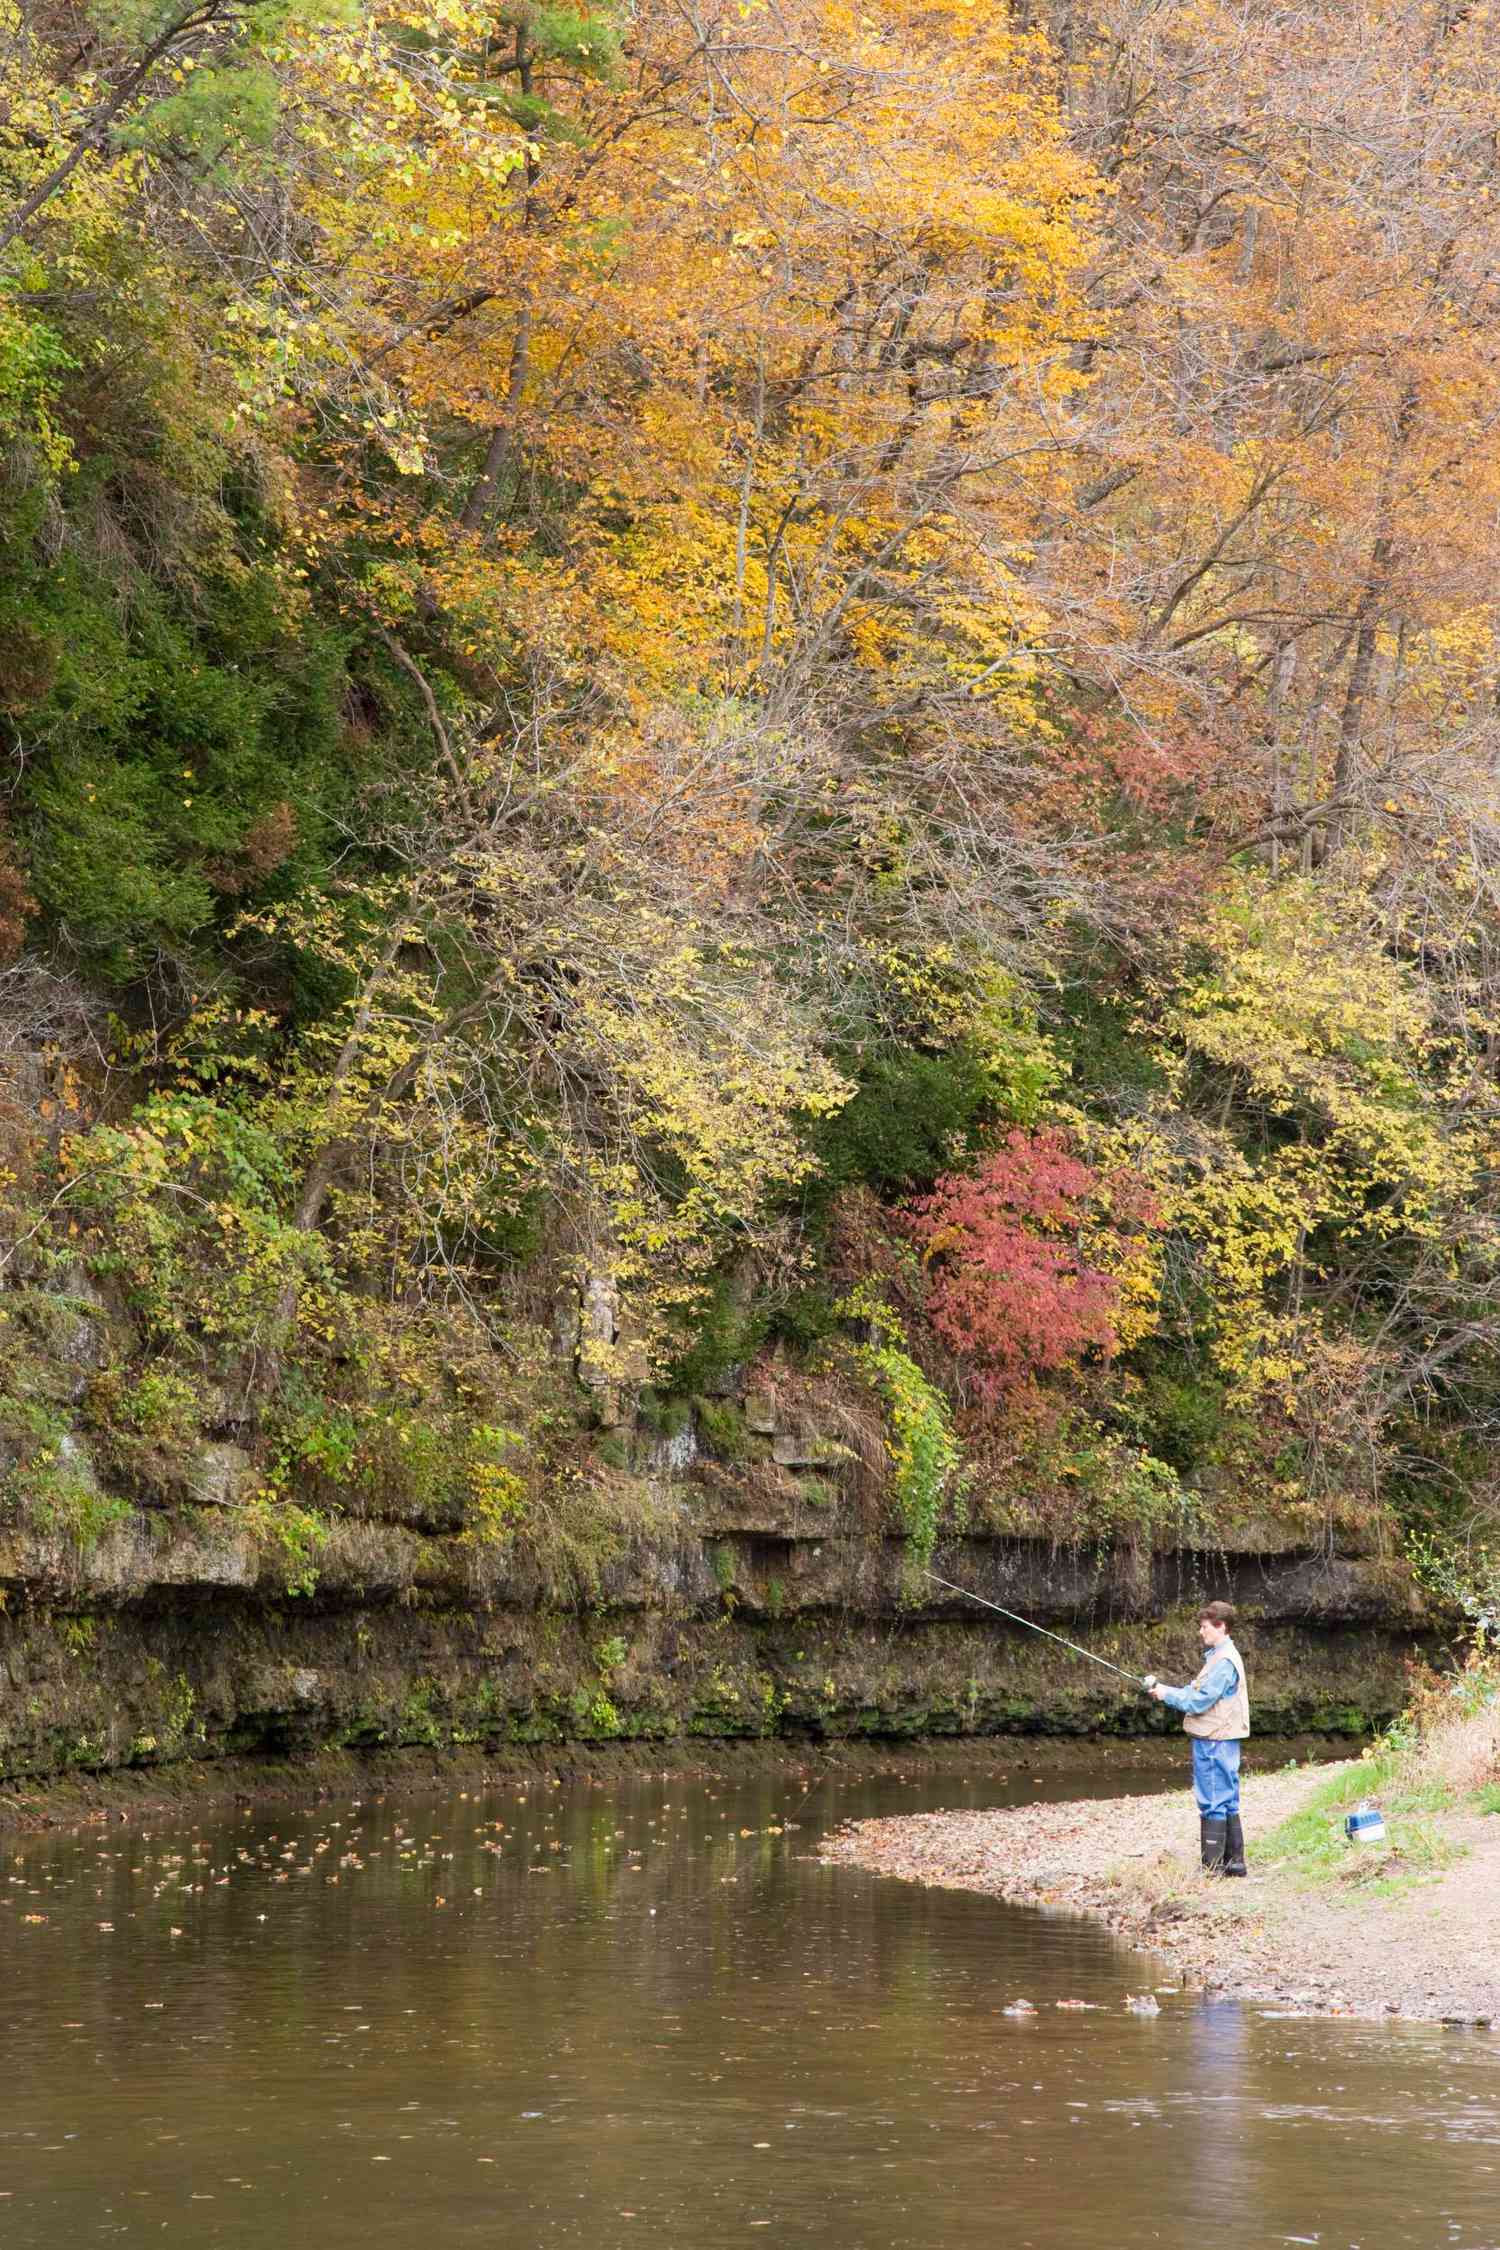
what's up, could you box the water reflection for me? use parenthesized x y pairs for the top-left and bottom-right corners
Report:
(0, 1763), (1497, 2246)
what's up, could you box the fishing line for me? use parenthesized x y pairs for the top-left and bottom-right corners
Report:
(923, 1570), (1148, 1686)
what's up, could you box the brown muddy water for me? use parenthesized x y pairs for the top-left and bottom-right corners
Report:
(3, 1755), (1498, 2248)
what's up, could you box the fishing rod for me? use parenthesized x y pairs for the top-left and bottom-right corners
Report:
(923, 1569), (1149, 1687)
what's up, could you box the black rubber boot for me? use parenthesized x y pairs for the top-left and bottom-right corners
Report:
(1223, 1814), (1247, 1877)
(1199, 1815), (1227, 1874)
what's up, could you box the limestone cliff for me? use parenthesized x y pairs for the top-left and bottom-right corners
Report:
(0, 1370), (1428, 1786)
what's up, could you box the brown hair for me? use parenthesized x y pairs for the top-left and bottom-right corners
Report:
(1199, 1600), (1235, 1629)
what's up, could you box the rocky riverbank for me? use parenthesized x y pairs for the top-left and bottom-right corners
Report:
(823, 1766), (1500, 2023)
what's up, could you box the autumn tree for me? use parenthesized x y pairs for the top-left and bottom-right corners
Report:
(1044, 1), (1500, 892)
(16, 0), (1500, 1577)
(905, 1129), (1132, 1395)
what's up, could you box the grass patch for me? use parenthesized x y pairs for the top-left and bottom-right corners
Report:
(1258, 1754), (1464, 1896)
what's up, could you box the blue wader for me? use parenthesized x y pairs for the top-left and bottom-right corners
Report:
(1191, 1738), (1241, 1819)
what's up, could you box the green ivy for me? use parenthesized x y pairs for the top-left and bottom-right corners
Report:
(843, 1286), (965, 1577)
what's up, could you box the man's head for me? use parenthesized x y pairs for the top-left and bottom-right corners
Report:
(1198, 1600), (1234, 1649)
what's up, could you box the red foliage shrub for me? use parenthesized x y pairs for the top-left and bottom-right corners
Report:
(903, 1129), (1122, 1394)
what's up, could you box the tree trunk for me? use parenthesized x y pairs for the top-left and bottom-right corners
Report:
(458, 22), (537, 535)
(458, 306), (534, 532)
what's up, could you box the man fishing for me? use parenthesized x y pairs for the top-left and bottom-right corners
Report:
(1144, 1600), (1249, 1877)
(922, 1570), (1249, 1876)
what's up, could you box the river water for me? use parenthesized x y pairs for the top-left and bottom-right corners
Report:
(3, 1758), (1498, 2248)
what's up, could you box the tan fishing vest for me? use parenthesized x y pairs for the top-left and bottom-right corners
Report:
(1182, 1635), (1250, 1740)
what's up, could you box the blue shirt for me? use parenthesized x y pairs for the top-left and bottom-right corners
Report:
(1158, 1653), (1239, 1716)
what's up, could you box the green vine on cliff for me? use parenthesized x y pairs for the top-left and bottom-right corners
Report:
(842, 1285), (965, 1578)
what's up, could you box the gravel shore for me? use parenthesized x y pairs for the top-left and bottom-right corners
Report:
(822, 1763), (1500, 2022)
